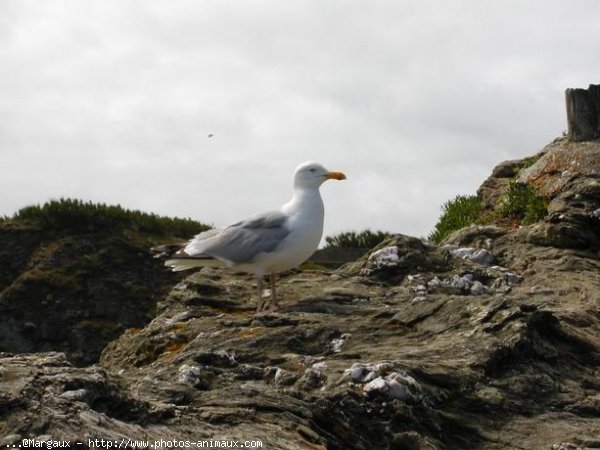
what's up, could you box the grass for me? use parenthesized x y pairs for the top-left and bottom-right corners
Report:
(428, 195), (483, 243)
(4, 198), (210, 238)
(429, 181), (549, 243)
(499, 181), (548, 225)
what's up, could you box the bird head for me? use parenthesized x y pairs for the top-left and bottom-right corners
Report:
(293, 161), (347, 189)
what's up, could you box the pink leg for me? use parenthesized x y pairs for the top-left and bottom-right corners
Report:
(269, 272), (278, 310)
(256, 277), (266, 313)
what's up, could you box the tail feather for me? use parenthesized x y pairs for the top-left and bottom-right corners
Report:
(165, 257), (222, 272)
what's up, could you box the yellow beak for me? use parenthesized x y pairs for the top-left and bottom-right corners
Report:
(325, 171), (347, 180)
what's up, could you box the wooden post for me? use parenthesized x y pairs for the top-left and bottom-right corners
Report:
(565, 84), (600, 141)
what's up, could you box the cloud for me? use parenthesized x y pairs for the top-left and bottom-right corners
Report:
(2, 0), (600, 239)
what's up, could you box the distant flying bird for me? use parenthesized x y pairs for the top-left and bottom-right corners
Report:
(165, 161), (347, 312)
(207, 134), (214, 139)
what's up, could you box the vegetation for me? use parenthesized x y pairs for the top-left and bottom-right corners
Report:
(428, 195), (483, 244)
(499, 181), (548, 225)
(429, 179), (549, 243)
(324, 229), (392, 249)
(5, 198), (210, 237)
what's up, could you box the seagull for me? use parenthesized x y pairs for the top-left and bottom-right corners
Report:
(165, 161), (346, 312)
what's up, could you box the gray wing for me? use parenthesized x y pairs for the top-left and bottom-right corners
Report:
(183, 211), (290, 264)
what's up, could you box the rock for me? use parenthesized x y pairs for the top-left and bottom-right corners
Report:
(363, 376), (388, 395)
(443, 245), (496, 267)
(343, 364), (375, 383)
(442, 224), (507, 248)
(177, 364), (205, 388)
(362, 371), (422, 402)
(3, 241), (600, 449)
(477, 155), (543, 211)
(329, 334), (351, 353)
(0, 434), (22, 446)
(517, 138), (600, 251)
(367, 245), (400, 267)
(505, 272), (523, 286)
(470, 280), (489, 296)
(0, 225), (183, 364)
(298, 362), (328, 389)
(272, 367), (298, 386)
(451, 139), (600, 262)
(385, 372), (422, 402)
(340, 234), (450, 283)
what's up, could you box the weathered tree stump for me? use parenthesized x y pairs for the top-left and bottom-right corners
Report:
(565, 84), (600, 141)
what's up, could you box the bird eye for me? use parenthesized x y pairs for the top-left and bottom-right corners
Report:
(309, 168), (316, 172)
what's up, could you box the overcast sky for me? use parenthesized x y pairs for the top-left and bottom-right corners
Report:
(2, 0), (599, 240)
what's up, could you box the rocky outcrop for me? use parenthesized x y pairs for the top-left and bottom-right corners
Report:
(477, 154), (542, 212)
(0, 224), (182, 364)
(3, 239), (600, 447)
(519, 137), (600, 250)
(2, 135), (600, 449)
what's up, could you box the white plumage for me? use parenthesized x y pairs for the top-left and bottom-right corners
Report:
(165, 161), (346, 311)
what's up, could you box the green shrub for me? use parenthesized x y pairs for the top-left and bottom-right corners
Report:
(499, 181), (548, 225)
(428, 195), (483, 243)
(325, 229), (392, 249)
(9, 198), (210, 237)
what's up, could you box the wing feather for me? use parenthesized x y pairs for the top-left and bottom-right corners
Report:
(183, 211), (290, 264)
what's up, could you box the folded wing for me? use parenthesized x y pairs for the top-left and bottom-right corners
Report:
(166, 211), (290, 271)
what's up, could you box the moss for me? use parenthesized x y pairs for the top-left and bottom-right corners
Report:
(18, 266), (83, 292)
(428, 195), (483, 243)
(77, 319), (120, 333)
(162, 341), (187, 355)
(237, 327), (264, 339)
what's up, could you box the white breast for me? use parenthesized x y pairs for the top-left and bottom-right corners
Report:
(251, 188), (325, 274)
